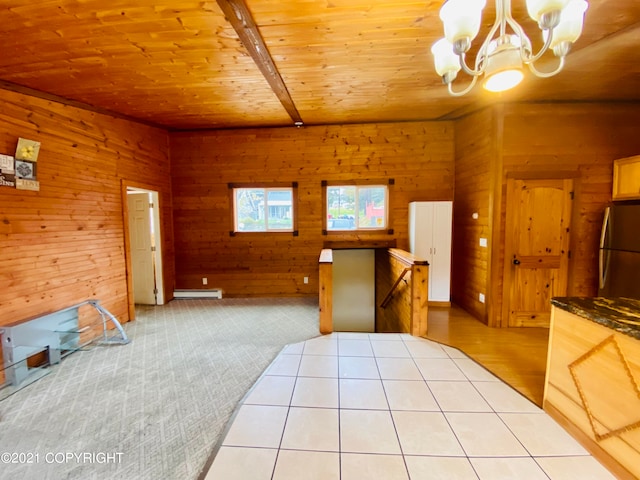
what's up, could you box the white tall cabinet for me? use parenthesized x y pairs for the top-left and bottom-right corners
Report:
(408, 201), (453, 303)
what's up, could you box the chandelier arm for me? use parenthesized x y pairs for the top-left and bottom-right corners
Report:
(502, 7), (534, 61)
(499, 0), (511, 35)
(528, 55), (566, 78)
(476, 21), (502, 65)
(524, 28), (555, 64)
(464, 17), (504, 76)
(474, 0), (509, 70)
(503, 2), (556, 64)
(459, 52), (484, 77)
(447, 75), (479, 97)
(504, 17), (529, 48)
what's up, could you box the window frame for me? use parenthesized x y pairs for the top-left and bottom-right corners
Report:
(229, 182), (298, 236)
(322, 179), (394, 234)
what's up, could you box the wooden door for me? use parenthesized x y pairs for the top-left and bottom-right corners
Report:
(127, 192), (157, 305)
(503, 178), (573, 327)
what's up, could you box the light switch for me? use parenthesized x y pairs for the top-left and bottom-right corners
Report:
(479, 237), (488, 247)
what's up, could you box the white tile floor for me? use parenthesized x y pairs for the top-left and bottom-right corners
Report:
(203, 333), (617, 480)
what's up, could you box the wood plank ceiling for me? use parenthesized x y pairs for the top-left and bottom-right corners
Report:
(0, 0), (638, 130)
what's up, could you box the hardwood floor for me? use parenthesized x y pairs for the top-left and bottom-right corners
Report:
(425, 305), (550, 406)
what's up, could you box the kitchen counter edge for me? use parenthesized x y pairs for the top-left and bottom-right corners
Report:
(551, 297), (640, 340)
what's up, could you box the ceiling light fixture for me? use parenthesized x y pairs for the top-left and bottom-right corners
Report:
(431, 0), (588, 96)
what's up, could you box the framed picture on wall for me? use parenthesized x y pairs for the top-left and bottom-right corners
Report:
(14, 138), (41, 191)
(15, 138), (40, 162)
(15, 159), (36, 179)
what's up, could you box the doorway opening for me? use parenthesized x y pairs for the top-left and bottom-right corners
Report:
(126, 187), (164, 306)
(332, 249), (376, 332)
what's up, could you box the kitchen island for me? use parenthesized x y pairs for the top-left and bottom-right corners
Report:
(544, 297), (640, 479)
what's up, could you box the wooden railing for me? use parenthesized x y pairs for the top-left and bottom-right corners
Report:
(318, 249), (333, 334)
(376, 249), (429, 336)
(379, 267), (412, 309)
(317, 247), (429, 336)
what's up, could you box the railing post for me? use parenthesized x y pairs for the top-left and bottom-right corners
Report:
(378, 248), (429, 336)
(411, 263), (429, 337)
(318, 249), (333, 334)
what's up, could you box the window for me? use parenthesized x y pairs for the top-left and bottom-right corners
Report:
(233, 187), (294, 232)
(326, 185), (388, 231)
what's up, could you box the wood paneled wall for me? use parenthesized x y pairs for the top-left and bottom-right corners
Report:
(0, 89), (174, 329)
(454, 103), (640, 327)
(3, 87), (634, 351)
(170, 122), (455, 297)
(493, 103), (640, 326)
(451, 108), (495, 323)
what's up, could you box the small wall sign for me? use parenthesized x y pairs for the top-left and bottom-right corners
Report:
(0, 137), (41, 191)
(0, 153), (16, 187)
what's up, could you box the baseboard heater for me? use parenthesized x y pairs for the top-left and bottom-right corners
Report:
(173, 289), (223, 299)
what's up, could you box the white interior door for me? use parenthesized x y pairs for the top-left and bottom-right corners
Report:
(332, 249), (375, 332)
(127, 192), (156, 305)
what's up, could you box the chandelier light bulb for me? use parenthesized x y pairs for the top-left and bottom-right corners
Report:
(550, 0), (589, 47)
(439, 0), (487, 46)
(484, 69), (524, 91)
(526, 0), (570, 22)
(431, 38), (462, 78)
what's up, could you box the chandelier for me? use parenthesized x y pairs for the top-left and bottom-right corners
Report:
(431, 0), (588, 96)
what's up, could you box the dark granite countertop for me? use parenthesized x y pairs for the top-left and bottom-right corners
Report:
(551, 297), (640, 340)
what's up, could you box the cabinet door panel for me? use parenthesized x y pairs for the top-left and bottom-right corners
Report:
(430, 202), (452, 301)
(409, 202), (434, 261)
(613, 155), (640, 201)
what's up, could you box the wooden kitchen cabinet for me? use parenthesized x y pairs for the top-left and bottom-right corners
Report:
(613, 155), (640, 201)
(544, 299), (640, 480)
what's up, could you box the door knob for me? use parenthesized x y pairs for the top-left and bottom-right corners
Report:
(513, 258), (521, 265)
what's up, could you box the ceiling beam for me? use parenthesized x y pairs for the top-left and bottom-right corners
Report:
(216, 0), (303, 125)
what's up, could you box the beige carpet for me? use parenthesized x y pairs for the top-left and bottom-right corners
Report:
(0, 297), (320, 480)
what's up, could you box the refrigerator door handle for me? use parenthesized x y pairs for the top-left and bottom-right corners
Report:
(599, 207), (611, 290)
(599, 249), (608, 290)
(600, 207), (610, 249)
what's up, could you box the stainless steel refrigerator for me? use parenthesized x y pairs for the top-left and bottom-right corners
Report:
(599, 203), (640, 299)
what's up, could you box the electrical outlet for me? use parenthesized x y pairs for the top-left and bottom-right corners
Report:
(479, 293), (485, 303)
(303, 276), (309, 284)
(202, 277), (208, 286)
